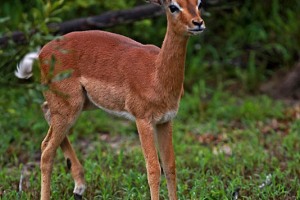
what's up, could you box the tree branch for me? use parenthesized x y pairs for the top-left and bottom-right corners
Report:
(0, 4), (163, 48)
(49, 4), (164, 34)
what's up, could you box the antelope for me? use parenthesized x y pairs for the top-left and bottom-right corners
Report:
(16, 0), (205, 199)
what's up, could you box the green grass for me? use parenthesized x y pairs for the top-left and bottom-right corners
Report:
(0, 86), (299, 200)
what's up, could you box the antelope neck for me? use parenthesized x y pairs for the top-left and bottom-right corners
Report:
(155, 26), (189, 97)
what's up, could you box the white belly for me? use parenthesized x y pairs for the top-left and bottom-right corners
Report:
(156, 110), (178, 124)
(87, 93), (177, 123)
(98, 106), (136, 121)
(86, 93), (135, 121)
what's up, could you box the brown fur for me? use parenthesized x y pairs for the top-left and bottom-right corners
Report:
(39, 0), (205, 199)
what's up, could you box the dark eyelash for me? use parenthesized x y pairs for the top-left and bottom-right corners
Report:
(198, 2), (202, 9)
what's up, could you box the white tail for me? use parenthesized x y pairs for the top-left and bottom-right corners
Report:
(15, 51), (39, 79)
(18, 1), (205, 200)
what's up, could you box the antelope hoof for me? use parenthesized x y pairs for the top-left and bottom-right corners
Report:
(74, 193), (82, 200)
(73, 183), (86, 198)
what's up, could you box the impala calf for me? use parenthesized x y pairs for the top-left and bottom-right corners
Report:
(16, 0), (205, 199)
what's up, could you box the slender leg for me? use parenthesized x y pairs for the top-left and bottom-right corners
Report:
(42, 100), (86, 199)
(40, 126), (53, 200)
(40, 87), (84, 200)
(136, 119), (161, 200)
(60, 137), (86, 199)
(40, 121), (68, 200)
(156, 121), (177, 200)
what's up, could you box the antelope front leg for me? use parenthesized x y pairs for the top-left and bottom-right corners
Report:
(136, 119), (161, 200)
(60, 137), (86, 199)
(156, 122), (177, 200)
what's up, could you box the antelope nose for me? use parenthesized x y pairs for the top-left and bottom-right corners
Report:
(192, 19), (204, 27)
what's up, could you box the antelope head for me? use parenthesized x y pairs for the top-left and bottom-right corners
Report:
(149, 0), (206, 36)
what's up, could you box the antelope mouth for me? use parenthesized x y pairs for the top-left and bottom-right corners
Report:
(188, 28), (205, 35)
(188, 26), (205, 35)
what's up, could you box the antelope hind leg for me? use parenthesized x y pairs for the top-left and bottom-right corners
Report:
(60, 137), (86, 199)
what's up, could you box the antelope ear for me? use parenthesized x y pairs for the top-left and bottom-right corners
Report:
(146, 0), (164, 6)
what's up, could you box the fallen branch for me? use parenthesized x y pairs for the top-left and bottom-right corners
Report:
(49, 4), (163, 34)
(0, 4), (163, 48)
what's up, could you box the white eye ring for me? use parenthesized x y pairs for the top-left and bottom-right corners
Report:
(169, 1), (183, 14)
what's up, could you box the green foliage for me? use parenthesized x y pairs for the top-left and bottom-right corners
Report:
(185, 0), (300, 92)
(179, 80), (284, 125)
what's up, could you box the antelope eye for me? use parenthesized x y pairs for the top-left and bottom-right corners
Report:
(169, 5), (180, 13)
(198, 2), (202, 9)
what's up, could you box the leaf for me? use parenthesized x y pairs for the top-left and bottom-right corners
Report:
(45, 1), (52, 16)
(48, 55), (56, 79)
(47, 17), (62, 23)
(52, 0), (65, 10)
(49, 88), (70, 99)
(0, 17), (10, 24)
(52, 69), (74, 82)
